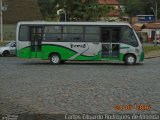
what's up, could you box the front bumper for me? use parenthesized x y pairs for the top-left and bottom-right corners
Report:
(0, 51), (3, 55)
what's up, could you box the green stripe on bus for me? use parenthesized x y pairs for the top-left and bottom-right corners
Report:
(17, 44), (100, 60)
(17, 44), (126, 61)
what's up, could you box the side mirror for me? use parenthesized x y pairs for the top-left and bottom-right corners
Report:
(11, 44), (16, 47)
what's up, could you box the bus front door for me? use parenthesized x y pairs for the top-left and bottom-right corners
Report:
(101, 27), (120, 60)
(30, 26), (43, 58)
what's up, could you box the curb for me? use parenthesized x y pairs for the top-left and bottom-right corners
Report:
(145, 55), (160, 59)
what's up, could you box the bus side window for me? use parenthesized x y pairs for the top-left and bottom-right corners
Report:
(101, 28), (110, 43)
(19, 26), (29, 41)
(101, 28), (120, 43)
(112, 29), (120, 43)
(85, 26), (100, 42)
(44, 26), (62, 42)
(63, 26), (83, 42)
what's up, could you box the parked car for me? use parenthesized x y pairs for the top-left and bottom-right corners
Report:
(0, 41), (16, 56)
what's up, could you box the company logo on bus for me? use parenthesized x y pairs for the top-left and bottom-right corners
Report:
(70, 44), (86, 48)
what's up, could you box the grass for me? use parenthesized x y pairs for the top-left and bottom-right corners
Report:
(144, 46), (160, 54)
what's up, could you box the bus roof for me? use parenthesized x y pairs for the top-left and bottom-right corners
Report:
(17, 21), (131, 27)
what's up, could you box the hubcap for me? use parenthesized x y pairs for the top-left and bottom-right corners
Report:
(51, 56), (59, 63)
(128, 56), (135, 64)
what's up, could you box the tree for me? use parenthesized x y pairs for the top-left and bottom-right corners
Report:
(38, 0), (111, 21)
(124, 0), (160, 18)
(38, 0), (59, 20)
(82, 0), (112, 21)
(125, 0), (144, 16)
(61, 0), (84, 21)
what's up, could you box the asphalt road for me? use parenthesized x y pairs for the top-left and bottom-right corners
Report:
(0, 57), (160, 114)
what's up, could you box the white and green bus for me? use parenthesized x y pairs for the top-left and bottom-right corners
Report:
(16, 22), (144, 65)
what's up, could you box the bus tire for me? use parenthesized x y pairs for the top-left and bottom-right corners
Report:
(49, 53), (61, 64)
(124, 54), (136, 65)
(2, 50), (10, 57)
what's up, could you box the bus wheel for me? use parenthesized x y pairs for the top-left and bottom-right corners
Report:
(124, 54), (136, 65)
(50, 53), (61, 64)
(3, 50), (10, 57)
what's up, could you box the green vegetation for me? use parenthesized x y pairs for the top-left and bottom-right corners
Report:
(38, 0), (112, 21)
(38, 0), (160, 21)
(144, 46), (160, 54)
(119, 0), (160, 18)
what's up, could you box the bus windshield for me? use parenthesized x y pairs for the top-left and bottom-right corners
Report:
(121, 26), (138, 47)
